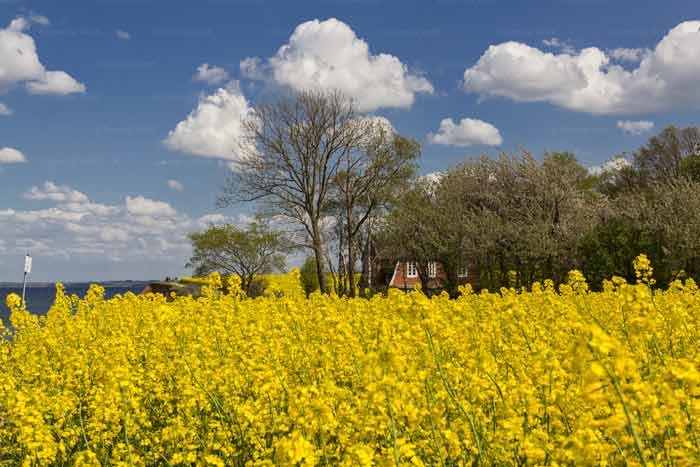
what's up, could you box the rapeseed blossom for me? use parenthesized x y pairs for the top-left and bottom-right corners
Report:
(1, 257), (699, 465)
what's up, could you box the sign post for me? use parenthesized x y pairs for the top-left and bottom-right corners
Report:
(21, 254), (32, 308)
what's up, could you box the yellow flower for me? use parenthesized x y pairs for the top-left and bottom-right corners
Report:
(5, 292), (22, 309)
(0, 260), (698, 466)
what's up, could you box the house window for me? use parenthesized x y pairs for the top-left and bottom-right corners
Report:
(458, 266), (469, 278)
(406, 262), (418, 278)
(428, 262), (437, 278)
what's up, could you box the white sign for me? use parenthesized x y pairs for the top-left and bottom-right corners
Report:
(24, 255), (32, 274)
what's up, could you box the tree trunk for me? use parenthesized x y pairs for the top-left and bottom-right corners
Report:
(337, 234), (346, 296)
(346, 214), (356, 297)
(415, 262), (427, 296)
(311, 221), (327, 294)
(359, 229), (371, 294)
(499, 255), (507, 288)
(242, 274), (252, 294)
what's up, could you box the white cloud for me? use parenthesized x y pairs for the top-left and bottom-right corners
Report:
(463, 21), (700, 115)
(589, 156), (632, 175)
(0, 147), (27, 164)
(542, 37), (575, 54)
(24, 181), (88, 203)
(61, 200), (118, 217)
(428, 118), (503, 147)
(29, 14), (50, 26)
(193, 63), (230, 85)
(116, 29), (131, 40)
(125, 196), (177, 218)
(0, 16), (86, 96)
(0, 182), (211, 263)
(609, 47), (650, 62)
(7, 17), (31, 32)
(239, 57), (265, 80)
(0, 102), (12, 115)
(167, 179), (184, 192)
(164, 82), (255, 161)
(25, 70), (86, 95)
(13, 207), (87, 223)
(196, 213), (228, 229)
(617, 120), (654, 135)
(242, 18), (433, 111)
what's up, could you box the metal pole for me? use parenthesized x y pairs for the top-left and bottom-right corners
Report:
(21, 271), (27, 308)
(21, 254), (31, 309)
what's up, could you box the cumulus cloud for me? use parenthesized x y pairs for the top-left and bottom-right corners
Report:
(164, 82), (255, 161)
(125, 196), (177, 218)
(609, 47), (650, 62)
(0, 147), (27, 164)
(0, 16), (86, 96)
(463, 21), (700, 115)
(428, 118), (503, 147)
(193, 63), (230, 85)
(0, 102), (12, 115)
(0, 181), (240, 265)
(115, 29), (131, 40)
(196, 213), (229, 229)
(29, 14), (50, 26)
(25, 71), (86, 95)
(167, 179), (184, 192)
(241, 18), (433, 111)
(239, 57), (265, 80)
(542, 37), (575, 54)
(589, 156), (632, 175)
(617, 120), (654, 135)
(24, 181), (88, 203)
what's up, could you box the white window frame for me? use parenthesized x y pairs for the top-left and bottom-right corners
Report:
(428, 261), (437, 278)
(458, 266), (469, 278)
(406, 262), (418, 278)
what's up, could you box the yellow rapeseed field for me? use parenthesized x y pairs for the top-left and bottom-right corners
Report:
(2, 256), (700, 466)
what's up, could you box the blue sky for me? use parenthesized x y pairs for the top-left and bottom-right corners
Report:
(0, 0), (698, 281)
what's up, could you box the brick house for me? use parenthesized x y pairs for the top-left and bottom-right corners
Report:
(388, 261), (474, 290)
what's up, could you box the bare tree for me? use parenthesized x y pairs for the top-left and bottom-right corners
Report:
(330, 122), (419, 296)
(218, 90), (366, 293)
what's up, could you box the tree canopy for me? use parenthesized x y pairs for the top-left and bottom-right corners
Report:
(187, 219), (288, 294)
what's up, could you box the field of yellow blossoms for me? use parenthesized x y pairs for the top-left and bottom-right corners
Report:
(2, 256), (700, 466)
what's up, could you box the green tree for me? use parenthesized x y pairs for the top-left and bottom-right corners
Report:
(378, 151), (599, 292)
(376, 177), (443, 293)
(299, 256), (321, 296)
(598, 126), (700, 195)
(634, 125), (700, 183)
(679, 152), (700, 181)
(578, 177), (700, 289)
(187, 219), (288, 294)
(577, 218), (644, 290)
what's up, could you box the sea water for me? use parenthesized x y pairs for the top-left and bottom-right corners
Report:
(0, 283), (150, 328)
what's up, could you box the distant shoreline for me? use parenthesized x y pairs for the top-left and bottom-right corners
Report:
(0, 281), (154, 288)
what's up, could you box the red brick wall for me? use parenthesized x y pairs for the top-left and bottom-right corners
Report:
(389, 261), (476, 289)
(389, 261), (422, 289)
